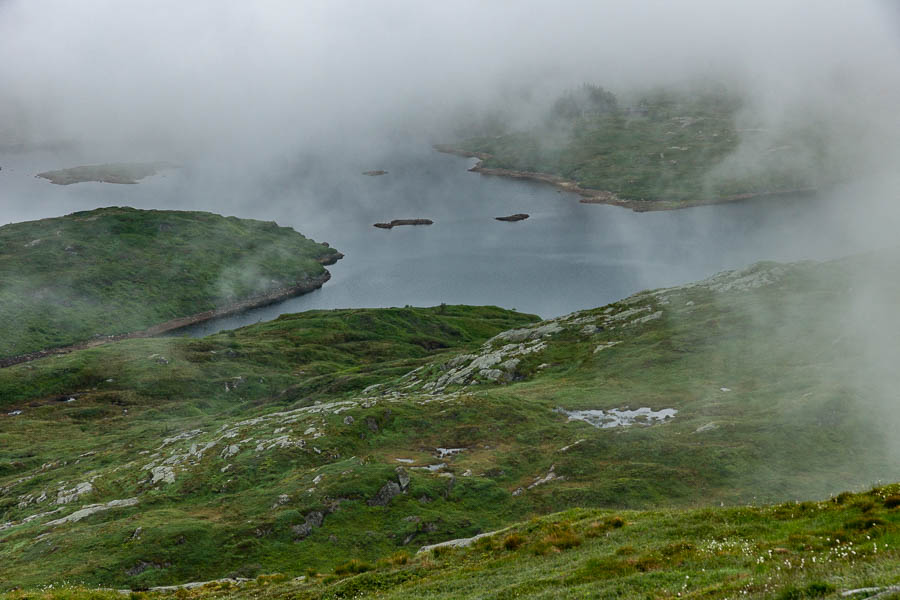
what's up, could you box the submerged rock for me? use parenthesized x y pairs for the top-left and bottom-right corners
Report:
(495, 213), (529, 222)
(362, 170), (388, 176)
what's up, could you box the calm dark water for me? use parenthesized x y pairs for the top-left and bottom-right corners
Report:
(0, 143), (885, 335)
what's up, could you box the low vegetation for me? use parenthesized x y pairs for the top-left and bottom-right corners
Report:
(3, 485), (899, 598)
(2, 252), (900, 593)
(0, 207), (340, 358)
(446, 83), (834, 208)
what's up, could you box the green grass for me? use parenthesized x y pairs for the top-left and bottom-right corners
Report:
(0, 207), (339, 358)
(451, 84), (832, 206)
(3, 252), (900, 592)
(4, 486), (899, 599)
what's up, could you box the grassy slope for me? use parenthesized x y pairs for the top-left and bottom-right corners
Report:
(4, 489), (899, 599)
(454, 87), (828, 206)
(0, 306), (538, 589)
(3, 254), (900, 591)
(0, 207), (339, 358)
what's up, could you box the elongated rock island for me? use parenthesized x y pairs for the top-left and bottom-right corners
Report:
(36, 161), (176, 185)
(373, 218), (433, 229)
(495, 213), (529, 222)
(0, 207), (341, 361)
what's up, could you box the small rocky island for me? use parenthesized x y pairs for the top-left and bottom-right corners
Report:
(362, 170), (388, 176)
(36, 161), (175, 185)
(373, 218), (433, 229)
(495, 213), (529, 222)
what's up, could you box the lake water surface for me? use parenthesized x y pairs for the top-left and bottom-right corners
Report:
(0, 143), (886, 335)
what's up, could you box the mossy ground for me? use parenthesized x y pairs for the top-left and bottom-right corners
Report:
(4, 486), (899, 599)
(0, 207), (339, 358)
(2, 254), (900, 593)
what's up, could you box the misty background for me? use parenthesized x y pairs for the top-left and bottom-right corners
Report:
(2, 0), (900, 321)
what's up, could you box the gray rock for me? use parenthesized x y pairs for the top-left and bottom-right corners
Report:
(343, 415), (354, 425)
(306, 511), (324, 528)
(368, 481), (402, 506)
(489, 322), (562, 344)
(396, 466), (410, 492)
(292, 511), (325, 539)
(46, 498), (138, 526)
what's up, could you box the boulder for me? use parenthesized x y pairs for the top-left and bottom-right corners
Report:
(368, 481), (402, 506)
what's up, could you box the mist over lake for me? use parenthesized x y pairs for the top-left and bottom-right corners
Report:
(0, 142), (887, 335)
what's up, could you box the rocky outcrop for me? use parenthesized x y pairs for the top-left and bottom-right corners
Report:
(368, 481), (402, 506)
(45, 498), (138, 526)
(417, 527), (510, 554)
(495, 213), (529, 222)
(292, 511), (325, 539)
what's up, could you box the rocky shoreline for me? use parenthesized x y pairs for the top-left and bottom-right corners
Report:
(0, 265), (340, 369)
(433, 144), (816, 212)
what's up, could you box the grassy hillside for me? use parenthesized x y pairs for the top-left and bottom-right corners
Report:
(11, 486), (896, 599)
(2, 254), (900, 591)
(0, 207), (340, 358)
(447, 84), (831, 208)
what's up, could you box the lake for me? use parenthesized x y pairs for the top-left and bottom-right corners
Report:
(0, 142), (888, 335)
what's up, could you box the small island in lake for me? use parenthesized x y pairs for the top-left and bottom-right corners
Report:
(36, 161), (176, 185)
(0, 207), (340, 362)
(373, 218), (433, 229)
(496, 213), (529, 222)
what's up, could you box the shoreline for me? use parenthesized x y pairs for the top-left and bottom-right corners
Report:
(0, 258), (341, 369)
(433, 144), (816, 212)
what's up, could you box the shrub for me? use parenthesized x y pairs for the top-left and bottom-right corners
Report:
(776, 582), (834, 600)
(804, 582), (836, 597)
(542, 526), (582, 551)
(388, 551), (410, 566)
(630, 555), (661, 572)
(832, 492), (853, 504)
(334, 559), (374, 576)
(845, 517), (887, 530)
(776, 587), (803, 600)
(661, 541), (694, 556)
(503, 533), (525, 551)
(884, 494), (900, 509)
